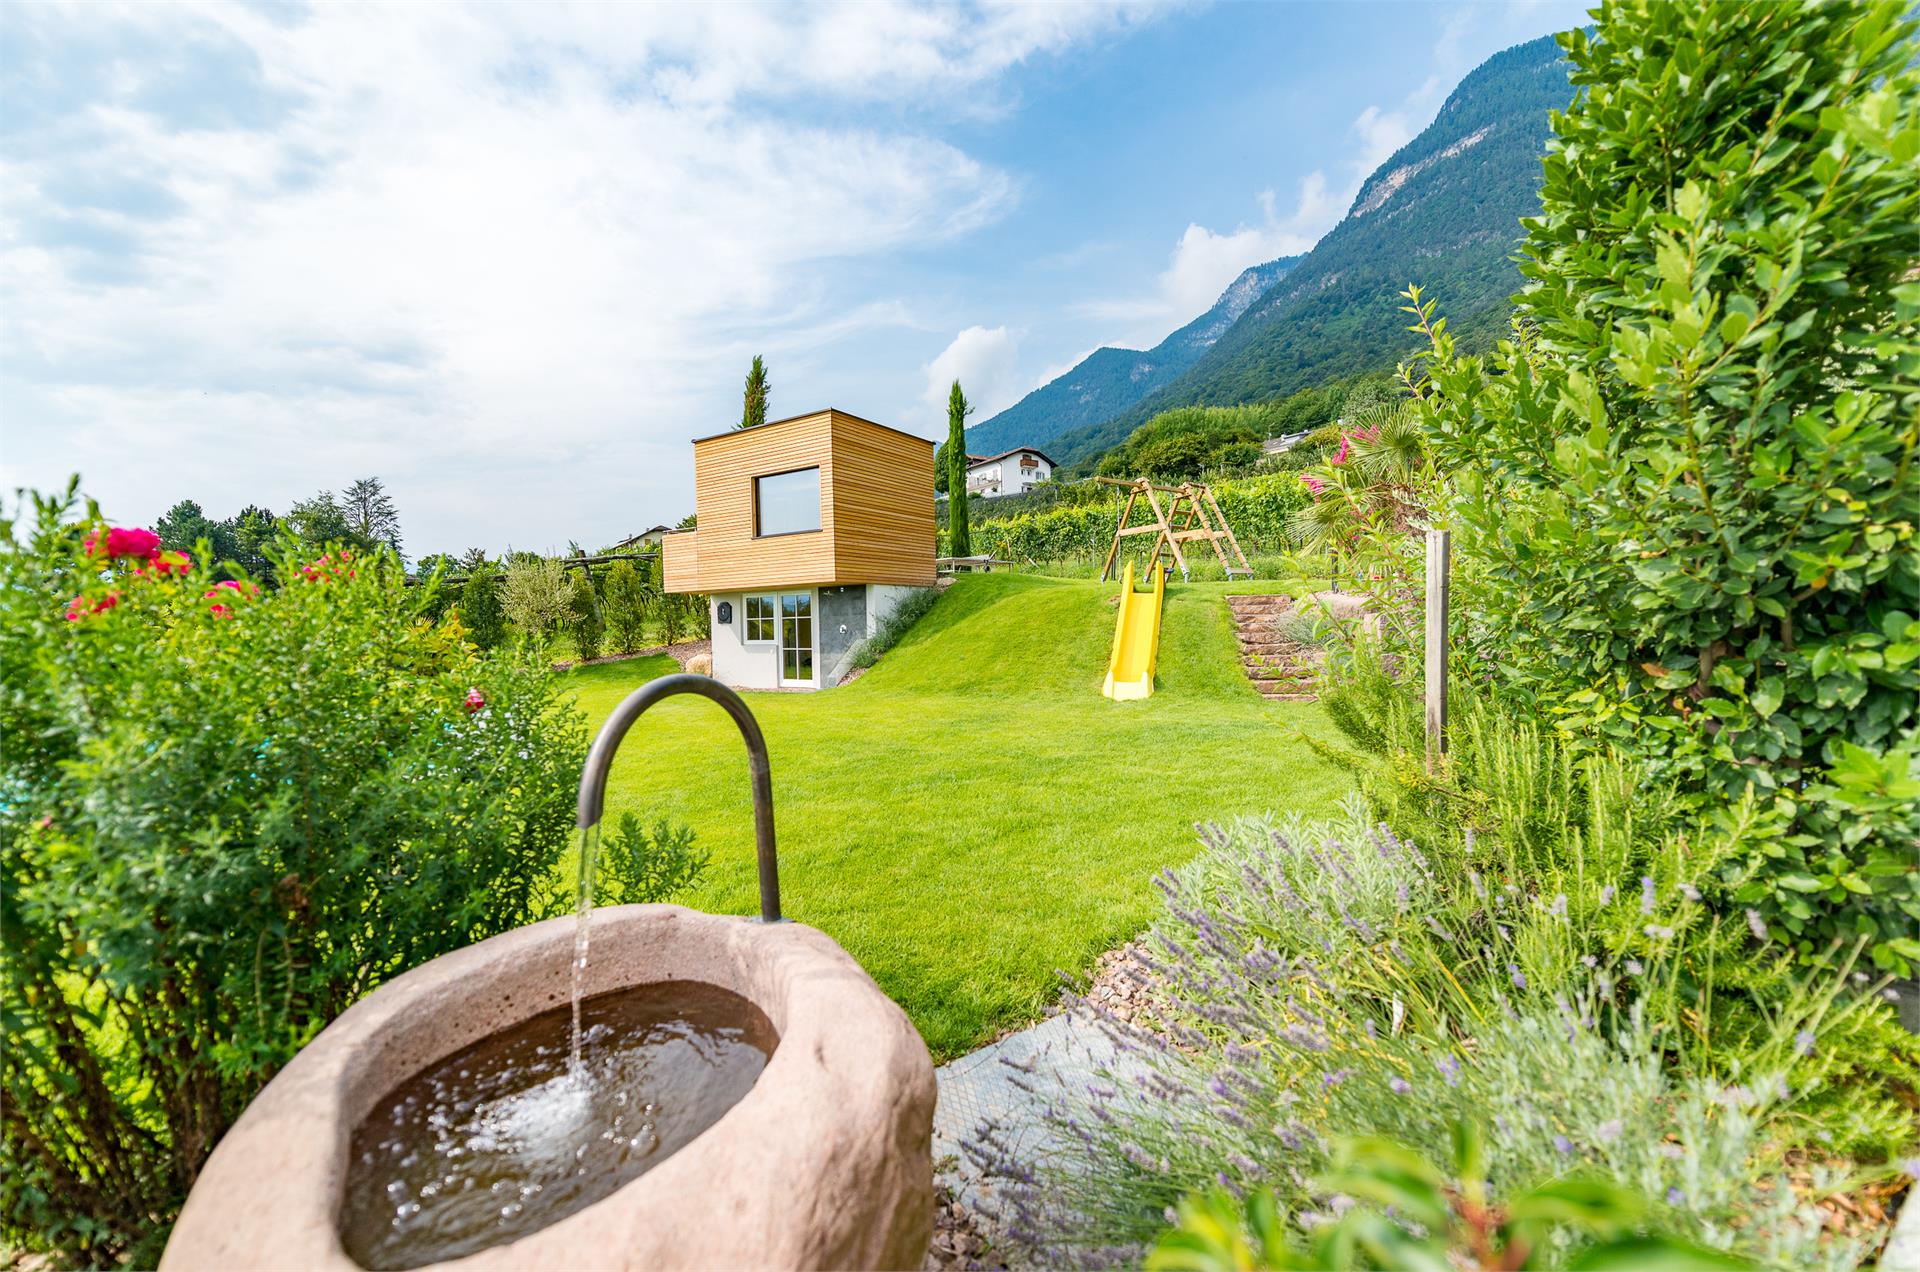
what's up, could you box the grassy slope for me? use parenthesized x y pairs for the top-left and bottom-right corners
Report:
(563, 573), (1350, 1059)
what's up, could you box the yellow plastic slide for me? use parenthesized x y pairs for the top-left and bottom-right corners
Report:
(1102, 560), (1165, 700)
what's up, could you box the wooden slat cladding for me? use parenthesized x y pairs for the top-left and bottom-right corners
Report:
(661, 530), (699, 592)
(665, 409), (935, 593)
(828, 412), (937, 586)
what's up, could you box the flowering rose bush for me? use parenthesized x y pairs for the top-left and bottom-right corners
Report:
(0, 486), (591, 1264)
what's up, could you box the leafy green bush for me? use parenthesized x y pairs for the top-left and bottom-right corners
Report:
(602, 558), (653, 653)
(502, 555), (569, 640)
(592, 814), (709, 907)
(0, 488), (598, 1265)
(1405, 0), (1920, 969)
(1150, 1128), (1745, 1272)
(454, 558), (507, 651)
(566, 566), (605, 661)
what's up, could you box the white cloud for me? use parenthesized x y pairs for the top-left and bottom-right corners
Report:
(0, 0), (1172, 553)
(922, 325), (1023, 423)
(1068, 6), (1517, 353)
(1075, 174), (1333, 342)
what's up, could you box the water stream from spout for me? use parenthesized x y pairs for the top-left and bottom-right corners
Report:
(568, 824), (602, 1074)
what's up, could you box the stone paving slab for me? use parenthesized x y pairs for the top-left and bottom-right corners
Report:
(932, 1011), (1128, 1220)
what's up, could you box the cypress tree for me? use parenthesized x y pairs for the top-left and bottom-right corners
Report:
(945, 380), (971, 558)
(455, 560), (507, 651)
(739, 355), (769, 429)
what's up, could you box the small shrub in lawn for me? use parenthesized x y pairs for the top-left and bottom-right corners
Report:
(0, 485), (670, 1265)
(602, 558), (653, 653)
(454, 557), (507, 650)
(593, 814), (710, 906)
(502, 554), (569, 640)
(567, 566), (605, 661)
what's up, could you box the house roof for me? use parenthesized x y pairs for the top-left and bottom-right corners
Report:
(609, 525), (674, 549)
(965, 447), (1056, 470)
(690, 407), (933, 449)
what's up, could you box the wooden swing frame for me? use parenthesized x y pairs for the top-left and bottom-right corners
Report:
(1097, 477), (1254, 583)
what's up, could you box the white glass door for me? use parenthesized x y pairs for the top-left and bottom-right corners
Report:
(778, 592), (815, 686)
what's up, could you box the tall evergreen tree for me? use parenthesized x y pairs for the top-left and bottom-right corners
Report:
(342, 477), (402, 554)
(739, 355), (770, 430)
(945, 380), (971, 558)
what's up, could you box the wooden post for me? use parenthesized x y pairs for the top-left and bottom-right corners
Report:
(1424, 527), (1450, 767)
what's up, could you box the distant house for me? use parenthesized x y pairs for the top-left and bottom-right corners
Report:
(662, 409), (936, 690)
(1261, 430), (1312, 456)
(964, 448), (1054, 497)
(612, 524), (675, 551)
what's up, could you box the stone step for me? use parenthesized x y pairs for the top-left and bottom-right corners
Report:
(1260, 691), (1319, 703)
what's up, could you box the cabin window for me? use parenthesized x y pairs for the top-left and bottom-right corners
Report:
(743, 594), (777, 643)
(754, 467), (821, 537)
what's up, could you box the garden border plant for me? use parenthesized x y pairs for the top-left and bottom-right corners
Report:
(0, 485), (702, 1265)
(1397, 0), (1920, 972)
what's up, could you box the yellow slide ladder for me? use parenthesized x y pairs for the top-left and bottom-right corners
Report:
(1102, 561), (1165, 700)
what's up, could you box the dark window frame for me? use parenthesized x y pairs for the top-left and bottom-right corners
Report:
(752, 465), (823, 538)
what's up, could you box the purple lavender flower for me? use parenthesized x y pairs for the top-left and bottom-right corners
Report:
(1436, 1055), (1462, 1088)
(1595, 1119), (1622, 1143)
(1625, 959), (1644, 975)
(1640, 875), (1657, 915)
(1549, 892), (1568, 918)
(1553, 1135), (1573, 1154)
(1667, 1187), (1685, 1206)
(1794, 1029), (1815, 1057)
(1745, 908), (1769, 941)
(1389, 1077), (1411, 1095)
(1509, 963), (1527, 990)
(1679, 883), (1701, 902)
(1599, 885), (1616, 907)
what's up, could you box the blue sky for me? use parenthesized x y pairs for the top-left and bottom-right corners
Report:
(0, 0), (1586, 556)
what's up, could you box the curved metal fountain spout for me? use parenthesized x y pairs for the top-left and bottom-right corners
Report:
(576, 674), (783, 923)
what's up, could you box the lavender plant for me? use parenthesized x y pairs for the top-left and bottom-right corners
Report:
(965, 808), (1894, 1269)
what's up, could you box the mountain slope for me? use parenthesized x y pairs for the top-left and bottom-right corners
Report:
(1046, 32), (1576, 469)
(964, 253), (1301, 456)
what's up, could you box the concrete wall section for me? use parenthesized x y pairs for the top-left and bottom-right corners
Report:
(866, 584), (924, 636)
(818, 585), (868, 687)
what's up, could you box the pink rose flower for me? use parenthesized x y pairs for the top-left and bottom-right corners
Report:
(149, 550), (192, 577)
(84, 527), (163, 560)
(65, 592), (120, 620)
(465, 688), (486, 714)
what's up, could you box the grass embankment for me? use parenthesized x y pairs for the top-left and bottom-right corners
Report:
(563, 572), (1350, 1059)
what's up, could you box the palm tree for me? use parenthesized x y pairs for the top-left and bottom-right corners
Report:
(1289, 400), (1427, 553)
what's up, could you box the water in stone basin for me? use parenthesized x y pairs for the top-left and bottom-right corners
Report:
(338, 981), (777, 1270)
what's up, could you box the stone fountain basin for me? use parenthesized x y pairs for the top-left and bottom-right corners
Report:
(162, 905), (936, 1271)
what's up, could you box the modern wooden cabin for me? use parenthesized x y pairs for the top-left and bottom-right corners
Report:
(663, 408), (936, 689)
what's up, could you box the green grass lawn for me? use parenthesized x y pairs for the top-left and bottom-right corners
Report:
(562, 572), (1352, 1059)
